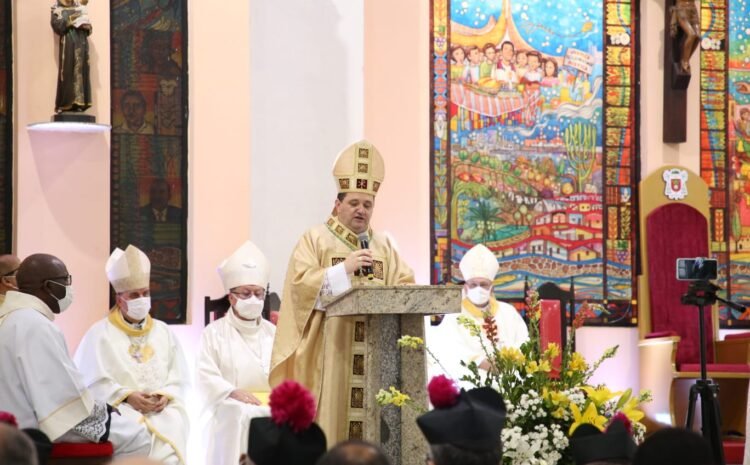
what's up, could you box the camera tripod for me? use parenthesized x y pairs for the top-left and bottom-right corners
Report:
(681, 280), (745, 465)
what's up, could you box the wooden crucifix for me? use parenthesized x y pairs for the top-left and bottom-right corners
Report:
(663, 0), (700, 143)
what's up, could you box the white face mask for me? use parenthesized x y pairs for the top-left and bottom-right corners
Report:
(48, 282), (74, 313)
(234, 295), (264, 320)
(125, 297), (151, 321)
(467, 287), (492, 306)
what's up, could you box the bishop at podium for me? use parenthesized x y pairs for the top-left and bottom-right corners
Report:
(270, 140), (415, 443)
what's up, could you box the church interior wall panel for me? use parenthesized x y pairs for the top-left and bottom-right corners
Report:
(0, 0), (11, 254)
(15, 0), (111, 354)
(250, 0), (364, 290)
(110, 0), (189, 324)
(699, 0), (750, 327)
(363, 0), (431, 284)
(430, 0), (640, 326)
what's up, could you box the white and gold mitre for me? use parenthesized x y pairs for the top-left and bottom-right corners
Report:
(332, 139), (385, 196)
(106, 245), (151, 293)
(459, 244), (499, 282)
(217, 240), (270, 292)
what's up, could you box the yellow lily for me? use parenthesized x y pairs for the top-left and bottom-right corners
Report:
(526, 360), (540, 375)
(543, 387), (570, 408)
(388, 386), (411, 407)
(396, 336), (424, 349)
(582, 386), (621, 407)
(569, 402), (607, 435)
(568, 352), (588, 372)
(550, 390), (569, 407)
(500, 346), (526, 366)
(544, 342), (561, 359)
(618, 396), (645, 423)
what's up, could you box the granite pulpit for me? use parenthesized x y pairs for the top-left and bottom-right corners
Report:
(324, 285), (461, 465)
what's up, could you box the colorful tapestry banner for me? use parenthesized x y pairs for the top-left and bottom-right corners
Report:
(431, 0), (639, 325)
(0, 0), (11, 254)
(700, 0), (750, 327)
(111, 0), (188, 324)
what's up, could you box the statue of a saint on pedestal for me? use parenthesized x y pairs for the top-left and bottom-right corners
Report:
(669, 0), (700, 75)
(51, 0), (93, 120)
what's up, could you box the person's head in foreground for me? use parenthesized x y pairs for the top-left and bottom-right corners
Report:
(632, 427), (715, 465)
(570, 413), (637, 465)
(0, 421), (39, 465)
(417, 375), (507, 465)
(243, 380), (327, 465)
(316, 440), (391, 465)
(0, 412), (52, 465)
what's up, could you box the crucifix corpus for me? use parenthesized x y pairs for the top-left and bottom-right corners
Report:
(663, 0), (700, 143)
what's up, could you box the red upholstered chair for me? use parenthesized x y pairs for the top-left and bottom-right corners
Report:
(638, 167), (750, 452)
(48, 441), (113, 465)
(536, 279), (575, 349)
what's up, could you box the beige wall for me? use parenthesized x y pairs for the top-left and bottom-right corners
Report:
(364, 0), (431, 284)
(15, 0), (111, 352)
(249, 0), (364, 291)
(14, 0), (252, 354)
(640, 0), (702, 176)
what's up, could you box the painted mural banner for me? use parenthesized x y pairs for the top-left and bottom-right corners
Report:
(0, 0), (11, 255)
(700, 0), (750, 327)
(111, 0), (188, 324)
(431, 0), (639, 325)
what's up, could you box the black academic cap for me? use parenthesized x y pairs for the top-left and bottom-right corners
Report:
(21, 428), (53, 465)
(248, 417), (327, 465)
(416, 386), (507, 452)
(570, 419), (637, 465)
(633, 428), (714, 465)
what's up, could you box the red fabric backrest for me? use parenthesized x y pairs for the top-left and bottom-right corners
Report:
(646, 203), (713, 365)
(539, 300), (562, 377)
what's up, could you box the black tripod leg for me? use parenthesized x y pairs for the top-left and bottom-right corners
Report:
(699, 383), (725, 465)
(686, 383), (699, 429)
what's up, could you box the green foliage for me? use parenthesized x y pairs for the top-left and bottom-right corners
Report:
(564, 122), (598, 192)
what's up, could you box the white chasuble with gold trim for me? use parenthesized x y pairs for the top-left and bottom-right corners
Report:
(74, 309), (188, 465)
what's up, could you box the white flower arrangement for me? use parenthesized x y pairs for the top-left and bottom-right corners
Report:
(379, 290), (650, 465)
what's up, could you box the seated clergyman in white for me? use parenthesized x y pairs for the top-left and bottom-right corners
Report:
(196, 240), (276, 465)
(0, 253), (150, 456)
(74, 245), (188, 465)
(427, 244), (529, 384)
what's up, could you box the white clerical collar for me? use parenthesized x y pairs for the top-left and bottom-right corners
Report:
(0, 291), (56, 321)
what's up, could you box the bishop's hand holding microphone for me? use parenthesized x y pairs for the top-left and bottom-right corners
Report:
(343, 237), (374, 279)
(357, 233), (374, 280)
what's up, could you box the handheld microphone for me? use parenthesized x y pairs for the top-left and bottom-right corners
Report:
(357, 233), (374, 280)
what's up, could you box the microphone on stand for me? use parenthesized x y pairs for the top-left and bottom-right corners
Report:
(357, 233), (374, 280)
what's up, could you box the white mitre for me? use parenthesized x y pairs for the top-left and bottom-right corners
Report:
(106, 245), (151, 293)
(217, 241), (270, 292)
(459, 244), (499, 282)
